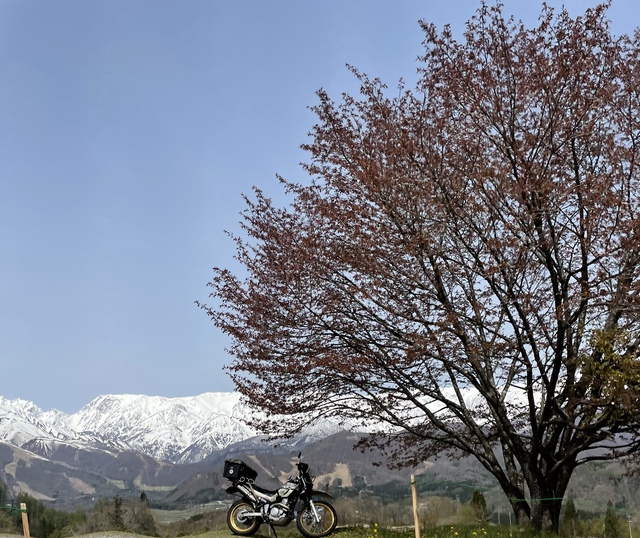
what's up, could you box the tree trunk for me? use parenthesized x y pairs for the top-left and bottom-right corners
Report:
(525, 465), (572, 533)
(530, 497), (563, 532)
(510, 499), (531, 526)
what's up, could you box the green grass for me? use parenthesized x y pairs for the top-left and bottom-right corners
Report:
(0, 525), (564, 538)
(309, 523), (559, 538)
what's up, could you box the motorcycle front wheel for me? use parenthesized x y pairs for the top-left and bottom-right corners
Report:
(296, 500), (337, 538)
(227, 500), (261, 536)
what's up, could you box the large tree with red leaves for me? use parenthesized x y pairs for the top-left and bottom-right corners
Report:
(199, 3), (640, 531)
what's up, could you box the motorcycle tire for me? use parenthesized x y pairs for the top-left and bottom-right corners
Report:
(296, 500), (338, 538)
(227, 500), (261, 536)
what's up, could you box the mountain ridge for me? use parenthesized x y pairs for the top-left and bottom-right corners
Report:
(0, 391), (365, 505)
(2, 392), (636, 517)
(1, 392), (259, 465)
(0, 392), (356, 465)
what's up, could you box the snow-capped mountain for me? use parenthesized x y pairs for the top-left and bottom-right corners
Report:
(0, 392), (258, 464)
(0, 392), (365, 504)
(0, 392), (353, 466)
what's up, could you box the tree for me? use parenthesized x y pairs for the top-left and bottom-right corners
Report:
(112, 495), (124, 531)
(0, 479), (14, 533)
(561, 499), (579, 538)
(0, 479), (6, 507)
(129, 501), (157, 536)
(604, 501), (622, 538)
(470, 491), (489, 523)
(200, 2), (640, 533)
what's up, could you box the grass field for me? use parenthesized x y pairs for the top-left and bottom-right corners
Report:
(151, 502), (228, 524)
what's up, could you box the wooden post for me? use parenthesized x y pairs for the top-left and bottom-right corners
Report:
(20, 503), (30, 538)
(411, 474), (420, 538)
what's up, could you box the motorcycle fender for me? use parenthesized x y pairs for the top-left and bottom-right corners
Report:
(311, 490), (334, 501)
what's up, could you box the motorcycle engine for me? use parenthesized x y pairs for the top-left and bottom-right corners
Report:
(268, 503), (291, 524)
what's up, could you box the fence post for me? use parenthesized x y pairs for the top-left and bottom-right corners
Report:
(20, 503), (30, 538)
(411, 474), (420, 538)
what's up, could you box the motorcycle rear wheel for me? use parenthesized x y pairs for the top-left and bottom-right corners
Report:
(296, 500), (337, 538)
(227, 500), (261, 536)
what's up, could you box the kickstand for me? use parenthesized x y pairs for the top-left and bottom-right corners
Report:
(268, 522), (278, 538)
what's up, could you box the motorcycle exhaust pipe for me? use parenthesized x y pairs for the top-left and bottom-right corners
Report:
(240, 511), (262, 518)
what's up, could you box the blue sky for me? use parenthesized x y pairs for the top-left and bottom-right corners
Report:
(1, 1), (638, 413)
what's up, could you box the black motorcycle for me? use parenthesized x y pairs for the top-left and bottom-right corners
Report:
(223, 452), (337, 538)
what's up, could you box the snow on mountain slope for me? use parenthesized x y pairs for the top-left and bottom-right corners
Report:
(0, 396), (75, 446)
(0, 392), (257, 463)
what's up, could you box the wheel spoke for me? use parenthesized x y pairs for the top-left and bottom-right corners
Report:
(297, 501), (337, 538)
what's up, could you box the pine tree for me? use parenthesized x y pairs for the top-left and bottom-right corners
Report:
(604, 501), (621, 538)
(561, 499), (579, 538)
(470, 491), (489, 523)
(0, 479), (10, 532)
(112, 495), (124, 531)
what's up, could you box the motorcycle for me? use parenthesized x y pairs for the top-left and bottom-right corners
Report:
(223, 452), (337, 538)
